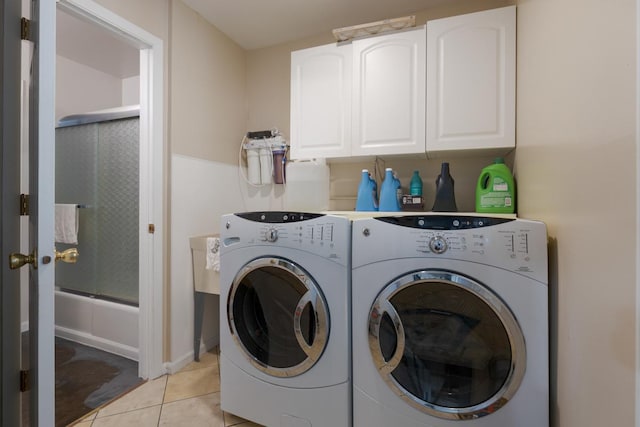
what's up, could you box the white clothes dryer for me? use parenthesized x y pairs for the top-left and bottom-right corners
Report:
(220, 212), (351, 427)
(351, 215), (548, 427)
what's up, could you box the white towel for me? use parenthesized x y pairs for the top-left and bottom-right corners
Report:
(205, 236), (220, 272)
(55, 204), (79, 244)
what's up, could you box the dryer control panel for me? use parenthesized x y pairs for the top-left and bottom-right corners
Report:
(222, 212), (350, 263)
(352, 215), (547, 283)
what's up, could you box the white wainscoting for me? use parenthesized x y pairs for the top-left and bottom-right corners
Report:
(168, 154), (284, 373)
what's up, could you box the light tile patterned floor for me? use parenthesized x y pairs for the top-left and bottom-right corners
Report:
(69, 349), (261, 427)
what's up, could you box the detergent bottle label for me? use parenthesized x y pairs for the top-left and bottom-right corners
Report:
(492, 177), (509, 192)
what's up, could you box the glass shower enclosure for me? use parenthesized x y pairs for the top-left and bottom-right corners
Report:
(55, 106), (140, 305)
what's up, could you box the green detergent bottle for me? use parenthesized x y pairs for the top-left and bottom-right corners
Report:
(476, 158), (516, 213)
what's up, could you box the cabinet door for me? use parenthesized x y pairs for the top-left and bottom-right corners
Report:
(352, 27), (426, 157)
(290, 43), (352, 159)
(426, 6), (516, 157)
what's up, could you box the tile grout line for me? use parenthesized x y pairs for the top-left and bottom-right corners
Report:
(158, 373), (169, 426)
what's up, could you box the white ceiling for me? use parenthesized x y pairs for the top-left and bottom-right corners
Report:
(182, 0), (450, 50)
(57, 0), (449, 77)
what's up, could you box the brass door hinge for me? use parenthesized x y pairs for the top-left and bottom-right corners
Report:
(148, 224), (155, 234)
(21, 18), (31, 41)
(20, 194), (29, 216)
(20, 370), (30, 392)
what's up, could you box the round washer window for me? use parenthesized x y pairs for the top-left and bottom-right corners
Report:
(228, 257), (329, 377)
(368, 270), (525, 420)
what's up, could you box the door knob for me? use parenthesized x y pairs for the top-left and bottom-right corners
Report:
(55, 248), (78, 264)
(9, 250), (37, 270)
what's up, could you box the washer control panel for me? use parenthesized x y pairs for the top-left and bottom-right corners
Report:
(354, 215), (547, 282)
(410, 228), (532, 258)
(224, 212), (349, 262)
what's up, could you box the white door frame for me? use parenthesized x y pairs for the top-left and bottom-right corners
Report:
(56, 0), (165, 380)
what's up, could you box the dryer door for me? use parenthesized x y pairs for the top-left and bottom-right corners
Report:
(228, 256), (330, 377)
(368, 269), (525, 420)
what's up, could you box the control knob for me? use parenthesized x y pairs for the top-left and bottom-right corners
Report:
(266, 228), (278, 243)
(429, 236), (448, 254)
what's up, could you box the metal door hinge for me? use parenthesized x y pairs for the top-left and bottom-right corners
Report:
(148, 224), (155, 234)
(21, 18), (31, 41)
(20, 370), (30, 392)
(20, 194), (29, 216)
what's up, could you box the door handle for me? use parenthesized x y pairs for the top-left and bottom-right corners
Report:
(9, 250), (37, 270)
(9, 248), (78, 269)
(54, 248), (78, 264)
(368, 299), (406, 375)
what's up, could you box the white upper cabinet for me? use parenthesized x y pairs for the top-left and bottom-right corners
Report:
(290, 6), (516, 160)
(290, 43), (352, 159)
(351, 27), (426, 157)
(426, 6), (516, 157)
(290, 26), (426, 160)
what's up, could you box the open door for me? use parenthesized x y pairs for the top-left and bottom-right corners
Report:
(1, 0), (25, 425)
(1, 0), (57, 425)
(25, 0), (57, 424)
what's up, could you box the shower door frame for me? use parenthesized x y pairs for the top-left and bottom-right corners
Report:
(55, 0), (165, 380)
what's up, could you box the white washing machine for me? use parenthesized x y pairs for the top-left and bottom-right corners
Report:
(220, 212), (351, 427)
(351, 215), (548, 427)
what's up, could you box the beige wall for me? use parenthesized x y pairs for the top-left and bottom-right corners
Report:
(95, 0), (170, 41)
(516, 1), (637, 426)
(170, 0), (247, 165)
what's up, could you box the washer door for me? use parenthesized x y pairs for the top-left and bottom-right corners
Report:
(368, 270), (525, 420)
(228, 257), (330, 377)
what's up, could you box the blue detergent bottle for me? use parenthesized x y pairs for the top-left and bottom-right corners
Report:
(355, 169), (378, 211)
(369, 172), (379, 210)
(409, 170), (423, 196)
(393, 171), (402, 207)
(379, 168), (401, 212)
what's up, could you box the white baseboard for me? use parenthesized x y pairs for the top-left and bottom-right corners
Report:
(55, 325), (139, 361)
(24, 318), (139, 362)
(165, 336), (219, 375)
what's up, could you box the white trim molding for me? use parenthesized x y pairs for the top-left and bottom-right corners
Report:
(56, 0), (165, 380)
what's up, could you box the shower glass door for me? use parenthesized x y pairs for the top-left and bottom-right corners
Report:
(55, 116), (139, 305)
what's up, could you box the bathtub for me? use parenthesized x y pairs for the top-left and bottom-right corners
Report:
(54, 289), (139, 361)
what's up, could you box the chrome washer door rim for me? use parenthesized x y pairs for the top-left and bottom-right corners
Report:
(368, 269), (526, 420)
(228, 257), (330, 377)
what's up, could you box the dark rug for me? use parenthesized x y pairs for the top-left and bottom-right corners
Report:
(54, 337), (144, 426)
(21, 334), (144, 426)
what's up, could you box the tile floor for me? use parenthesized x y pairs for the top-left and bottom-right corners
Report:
(69, 348), (261, 427)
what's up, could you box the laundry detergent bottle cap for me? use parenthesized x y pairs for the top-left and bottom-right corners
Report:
(432, 162), (457, 212)
(476, 157), (516, 213)
(379, 168), (401, 212)
(409, 170), (423, 196)
(355, 169), (378, 211)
